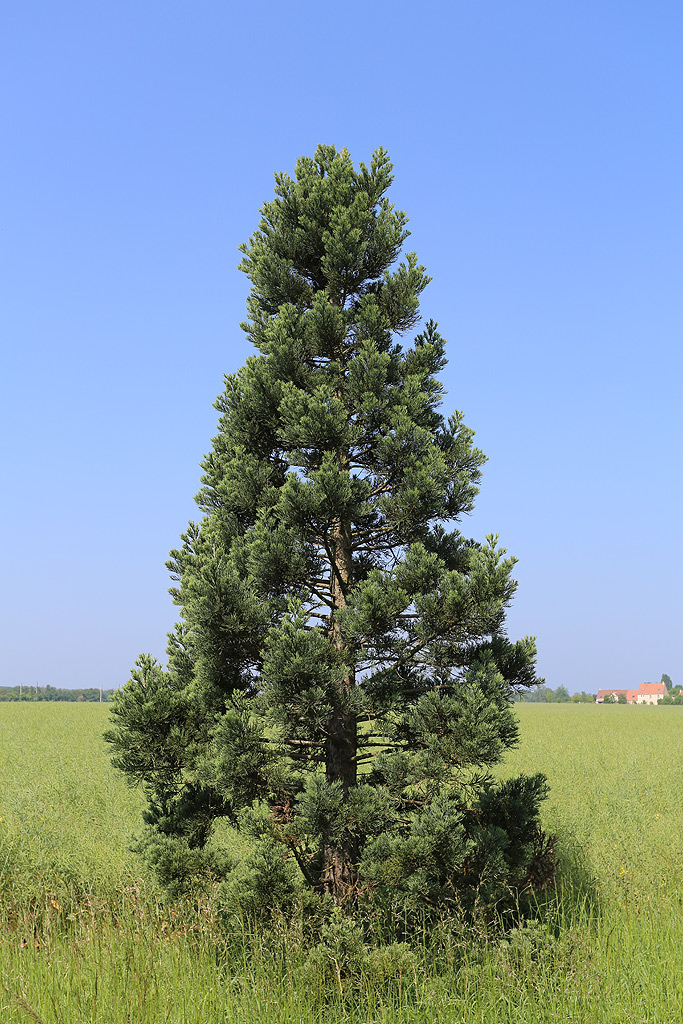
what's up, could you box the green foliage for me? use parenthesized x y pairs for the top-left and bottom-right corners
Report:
(107, 145), (549, 923)
(360, 773), (549, 919)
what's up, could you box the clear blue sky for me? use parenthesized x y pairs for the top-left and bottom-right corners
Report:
(2, 1), (681, 694)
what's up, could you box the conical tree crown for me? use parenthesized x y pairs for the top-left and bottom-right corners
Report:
(107, 145), (549, 914)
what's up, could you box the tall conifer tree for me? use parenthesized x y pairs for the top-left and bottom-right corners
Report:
(107, 146), (550, 913)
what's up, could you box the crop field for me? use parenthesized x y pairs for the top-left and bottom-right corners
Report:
(1, 702), (682, 1023)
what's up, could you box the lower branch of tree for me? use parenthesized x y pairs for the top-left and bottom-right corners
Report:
(290, 844), (319, 887)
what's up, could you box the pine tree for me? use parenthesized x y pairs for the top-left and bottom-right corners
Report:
(107, 145), (550, 918)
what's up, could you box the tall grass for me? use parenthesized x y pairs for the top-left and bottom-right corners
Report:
(1, 703), (683, 1023)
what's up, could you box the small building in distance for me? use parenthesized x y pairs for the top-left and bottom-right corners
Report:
(596, 681), (668, 705)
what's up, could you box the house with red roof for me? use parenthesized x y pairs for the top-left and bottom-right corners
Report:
(596, 681), (668, 705)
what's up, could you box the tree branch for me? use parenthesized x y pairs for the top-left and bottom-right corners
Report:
(283, 738), (325, 748)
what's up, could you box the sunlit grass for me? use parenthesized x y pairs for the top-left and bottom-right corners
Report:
(506, 704), (683, 894)
(1, 702), (683, 1022)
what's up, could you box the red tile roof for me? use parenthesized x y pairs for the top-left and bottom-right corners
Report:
(596, 682), (667, 703)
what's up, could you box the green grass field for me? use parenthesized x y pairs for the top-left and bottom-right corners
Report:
(1, 702), (682, 1023)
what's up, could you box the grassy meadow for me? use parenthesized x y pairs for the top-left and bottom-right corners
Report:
(1, 702), (682, 1023)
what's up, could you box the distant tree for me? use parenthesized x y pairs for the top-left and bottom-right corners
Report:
(617, 693), (628, 704)
(661, 673), (672, 689)
(524, 684), (573, 703)
(603, 694), (616, 704)
(106, 145), (551, 918)
(524, 684), (553, 703)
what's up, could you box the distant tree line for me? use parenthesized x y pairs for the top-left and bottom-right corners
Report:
(0, 685), (116, 702)
(522, 685), (594, 703)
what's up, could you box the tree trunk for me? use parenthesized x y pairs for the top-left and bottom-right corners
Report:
(321, 510), (358, 898)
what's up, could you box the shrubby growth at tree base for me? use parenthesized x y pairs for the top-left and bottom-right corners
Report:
(106, 147), (554, 928)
